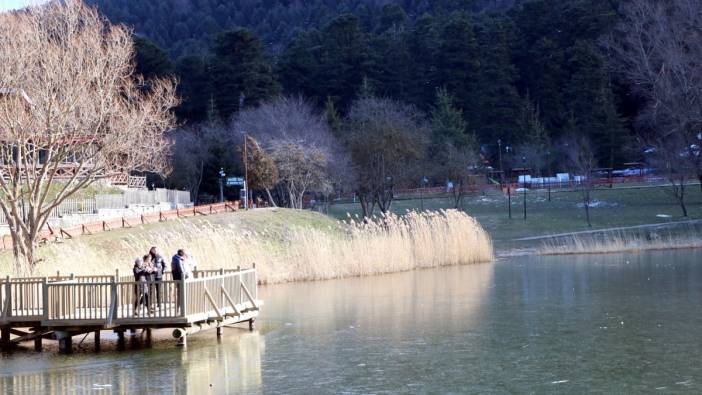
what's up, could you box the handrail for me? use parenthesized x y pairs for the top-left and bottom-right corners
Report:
(29, 267), (260, 324)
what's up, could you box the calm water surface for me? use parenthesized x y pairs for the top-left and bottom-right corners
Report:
(2, 250), (702, 394)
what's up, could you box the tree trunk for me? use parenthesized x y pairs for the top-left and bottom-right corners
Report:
(678, 193), (688, 217)
(9, 227), (37, 276)
(584, 190), (592, 228)
(265, 189), (277, 207)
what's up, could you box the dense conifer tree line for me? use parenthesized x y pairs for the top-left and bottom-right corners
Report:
(89, 0), (646, 201)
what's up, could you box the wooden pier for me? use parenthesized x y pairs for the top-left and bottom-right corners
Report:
(0, 267), (261, 353)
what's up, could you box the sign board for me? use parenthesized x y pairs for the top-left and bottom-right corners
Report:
(226, 177), (245, 186)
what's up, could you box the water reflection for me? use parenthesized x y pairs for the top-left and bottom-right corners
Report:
(0, 329), (264, 394)
(3, 251), (702, 393)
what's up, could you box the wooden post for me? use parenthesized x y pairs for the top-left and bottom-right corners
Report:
(58, 335), (72, 354)
(42, 277), (48, 321)
(141, 215), (145, 224)
(34, 335), (42, 351)
(0, 327), (9, 346)
(216, 326), (223, 337)
(248, 318), (255, 331)
(179, 279), (186, 317)
(145, 328), (152, 345)
(177, 333), (187, 348)
(4, 276), (11, 319)
(94, 331), (101, 352)
(116, 330), (125, 350)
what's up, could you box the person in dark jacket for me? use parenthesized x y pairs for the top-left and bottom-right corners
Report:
(171, 249), (188, 313)
(149, 246), (166, 308)
(133, 255), (154, 317)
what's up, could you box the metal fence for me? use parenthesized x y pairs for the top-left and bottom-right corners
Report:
(95, 189), (191, 209)
(0, 189), (192, 225)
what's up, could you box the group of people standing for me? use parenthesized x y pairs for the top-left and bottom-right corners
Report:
(132, 247), (195, 316)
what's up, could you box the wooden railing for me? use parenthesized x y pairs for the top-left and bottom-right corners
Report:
(1, 267), (259, 326)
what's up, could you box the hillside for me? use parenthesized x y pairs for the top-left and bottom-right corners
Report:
(85, 0), (524, 57)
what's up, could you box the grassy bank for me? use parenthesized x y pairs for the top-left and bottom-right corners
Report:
(325, 184), (702, 250)
(0, 208), (493, 283)
(538, 224), (702, 255)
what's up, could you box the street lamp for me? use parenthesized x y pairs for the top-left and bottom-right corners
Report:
(218, 168), (226, 203)
(546, 150), (551, 202)
(522, 156), (527, 221)
(497, 138), (503, 184)
(420, 176), (428, 211)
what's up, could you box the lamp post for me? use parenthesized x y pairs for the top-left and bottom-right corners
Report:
(420, 176), (428, 211)
(522, 156), (527, 221)
(546, 150), (551, 202)
(218, 168), (226, 203)
(497, 138), (503, 184)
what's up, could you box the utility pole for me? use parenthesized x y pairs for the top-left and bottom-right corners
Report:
(497, 138), (503, 184)
(243, 132), (249, 209)
(218, 168), (225, 203)
(547, 150), (552, 202)
(508, 186), (512, 219)
(522, 156), (527, 221)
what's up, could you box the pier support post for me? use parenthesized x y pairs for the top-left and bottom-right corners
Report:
(94, 331), (101, 352)
(216, 326), (223, 338)
(177, 334), (187, 348)
(0, 327), (9, 346)
(58, 336), (73, 354)
(116, 330), (125, 350)
(248, 318), (255, 331)
(34, 336), (42, 352)
(145, 328), (152, 345)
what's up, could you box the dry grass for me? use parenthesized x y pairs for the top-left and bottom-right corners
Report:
(3, 209), (493, 283)
(539, 228), (702, 255)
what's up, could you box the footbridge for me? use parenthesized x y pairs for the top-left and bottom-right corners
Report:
(0, 267), (261, 352)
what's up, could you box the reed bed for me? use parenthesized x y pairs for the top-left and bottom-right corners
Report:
(539, 228), (702, 255)
(16, 209), (493, 283)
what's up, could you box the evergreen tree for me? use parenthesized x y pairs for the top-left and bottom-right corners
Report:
(277, 30), (324, 100)
(175, 55), (211, 123)
(564, 40), (626, 167)
(133, 36), (174, 78)
(405, 13), (440, 111)
(211, 29), (280, 120)
(474, 17), (523, 143)
(436, 12), (480, 120)
(324, 96), (343, 135)
(430, 87), (472, 150)
(317, 14), (371, 110)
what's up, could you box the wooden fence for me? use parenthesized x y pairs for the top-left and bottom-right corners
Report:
(0, 201), (240, 251)
(1, 267), (257, 326)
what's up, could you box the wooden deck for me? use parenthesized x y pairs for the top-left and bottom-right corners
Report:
(0, 268), (261, 352)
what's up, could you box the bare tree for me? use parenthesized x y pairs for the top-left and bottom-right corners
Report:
(233, 96), (345, 208)
(646, 135), (694, 217)
(0, 0), (178, 273)
(269, 142), (330, 209)
(168, 126), (217, 203)
(604, 0), (702, 187)
(244, 135), (279, 206)
(346, 97), (428, 217)
(563, 133), (597, 227)
(436, 141), (481, 209)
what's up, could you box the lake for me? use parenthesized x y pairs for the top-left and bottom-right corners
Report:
(2, 250), (702, 394)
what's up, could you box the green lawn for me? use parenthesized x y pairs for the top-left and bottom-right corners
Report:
(326, 184), (702, 250)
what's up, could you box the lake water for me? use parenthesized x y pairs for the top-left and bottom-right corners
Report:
(2, 250), (702, 394)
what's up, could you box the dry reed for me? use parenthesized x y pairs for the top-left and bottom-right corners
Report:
(18, 209), (493, 283)
(539, 229), (702, 255)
